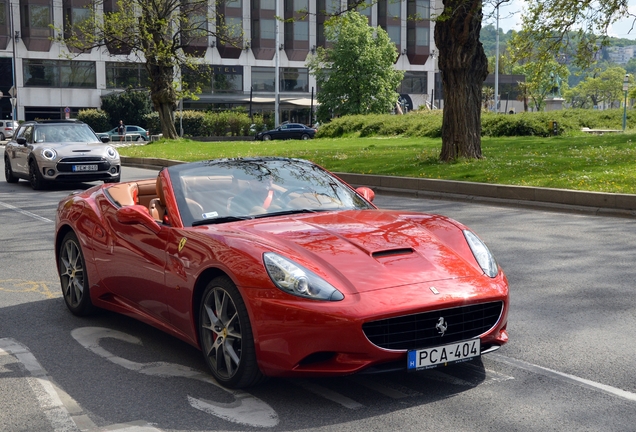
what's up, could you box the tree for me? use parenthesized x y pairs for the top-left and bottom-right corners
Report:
(101, 90), (153, 129)
(514, 0), (631, 69)
(60, 0), (238, 138)
(511, 60), (569, 111)
(307, 11), (404, 123)
(434, 0), (489, 161)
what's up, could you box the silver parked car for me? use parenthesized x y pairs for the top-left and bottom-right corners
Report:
(0, 120), (19, 140)
(4, 119), (121, 190)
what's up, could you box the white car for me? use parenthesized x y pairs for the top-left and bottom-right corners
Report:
(0, 120), (19, 141)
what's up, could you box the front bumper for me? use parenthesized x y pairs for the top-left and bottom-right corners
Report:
(244, 273), (509, 377)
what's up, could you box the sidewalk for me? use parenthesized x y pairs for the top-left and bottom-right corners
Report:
(121, 156), (636, 218)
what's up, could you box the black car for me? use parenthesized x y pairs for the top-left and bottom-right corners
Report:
(255, 123), (317, 141)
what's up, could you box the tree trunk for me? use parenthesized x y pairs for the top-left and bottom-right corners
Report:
(434, 0), (488, 161)
(148, 63), (179, 139)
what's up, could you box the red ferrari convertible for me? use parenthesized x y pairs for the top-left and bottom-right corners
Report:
(55, 157), (509, 388)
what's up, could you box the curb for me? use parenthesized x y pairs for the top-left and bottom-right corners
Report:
(121, 156), (636, 218)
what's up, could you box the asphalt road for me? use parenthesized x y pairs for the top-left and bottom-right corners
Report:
(1, 152), (636, 431)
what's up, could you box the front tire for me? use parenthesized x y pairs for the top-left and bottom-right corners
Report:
(301, 133), (310, 140)
(199, 276), (265, 388)
(29, 160), (46, 190)
(136, 136), (145, 142)
(58, 231), (95, 316)
(4, 156), (19, 183)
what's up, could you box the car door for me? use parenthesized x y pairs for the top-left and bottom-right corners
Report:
(11, 125), (34, 176)
(91, 193), (170, 323)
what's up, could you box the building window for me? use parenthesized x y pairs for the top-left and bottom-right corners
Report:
(261, 0), (275, 9)
(213, 66), (243, 92)
(256, 18), (275, 39)
(0, 2), (6, 25)
(252, 66), (275, 91)
(399, 71), (427, 94)
(408, 0), (430, 20)
(281, 67), (308, 92)
(386, 25), (400, 45)
(60, 61), (96, 88)
(23, 4), (50, 28)
(23, 60), (58, 87)
(407, 26), (430, 48)
(106, 62), (149, 89)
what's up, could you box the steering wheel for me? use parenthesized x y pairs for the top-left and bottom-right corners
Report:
(277, 187), (312, 204)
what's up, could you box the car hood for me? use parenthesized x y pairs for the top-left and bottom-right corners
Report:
(52, 142), (115, 155)
(224, 210), (485, 293)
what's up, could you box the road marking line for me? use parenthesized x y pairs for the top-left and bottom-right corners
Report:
(0, 200), (54, 223)
(293, 380), (365, 409)
(491, 353), (636, 402)
(71, 327), (279, 428)
(0, 338), (90, 432)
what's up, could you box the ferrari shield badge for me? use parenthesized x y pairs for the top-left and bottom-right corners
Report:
(178, 237), (187, 252)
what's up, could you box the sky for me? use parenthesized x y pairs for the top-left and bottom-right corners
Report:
(482, 0), (636, 40)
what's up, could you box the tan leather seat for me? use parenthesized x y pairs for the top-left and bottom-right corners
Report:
(149, 174), (168, 223)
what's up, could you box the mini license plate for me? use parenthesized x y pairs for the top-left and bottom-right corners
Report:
(407, 339), (480, 371)
(73, 164), (98, 172)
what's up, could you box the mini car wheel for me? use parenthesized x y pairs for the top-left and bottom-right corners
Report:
(262, 134), (272, 141)
(199, 276), (264, 388)
(29, 160), (46, 190)
(301, 133), (310, 140)
(4, 156), (19, 183)
(58, 231), (95, 316)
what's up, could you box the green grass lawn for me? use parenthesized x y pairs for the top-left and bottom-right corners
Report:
(119, 133), (636, 194)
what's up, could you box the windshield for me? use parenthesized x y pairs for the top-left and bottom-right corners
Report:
(34, 124), (101, 144)
(168, 158), (374, 227)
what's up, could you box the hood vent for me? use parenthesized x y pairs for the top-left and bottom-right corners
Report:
(372, 248), (414, 259)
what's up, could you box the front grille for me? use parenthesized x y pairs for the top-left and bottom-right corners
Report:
(57, 157), (110, 173)
(362, 301), (503, 351)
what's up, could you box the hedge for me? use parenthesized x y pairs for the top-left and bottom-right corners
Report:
(316, 108), (636, 138)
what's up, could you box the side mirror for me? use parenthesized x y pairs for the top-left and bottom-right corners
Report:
(16, 137), (27, 145)
(356, 187), (375, 202)
(116, 205), (162, 234)
(100, 136), (111, 143)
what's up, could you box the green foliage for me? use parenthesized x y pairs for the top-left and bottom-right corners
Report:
(307, 11), (404, 123)
(144, 110), (254, 137)
(77, 109), (111, 133)
(316, 109), (635, 138)
(100, 90), (153, 128)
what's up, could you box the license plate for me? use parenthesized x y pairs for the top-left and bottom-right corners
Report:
(72, 165), (98, 172)
(407, 339), (480, 371)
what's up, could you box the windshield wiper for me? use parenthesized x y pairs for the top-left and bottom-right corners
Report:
(252, 208), (331, 218)
(192, 215), (253, 226)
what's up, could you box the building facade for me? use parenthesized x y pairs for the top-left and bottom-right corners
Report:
(0, 0), (439, 123)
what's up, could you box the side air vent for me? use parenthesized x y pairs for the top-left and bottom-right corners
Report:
(372, 248), (414, 259)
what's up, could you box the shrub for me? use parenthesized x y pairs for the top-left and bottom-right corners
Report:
(78, 109), (111, 133)
(317, 108), (635, 138)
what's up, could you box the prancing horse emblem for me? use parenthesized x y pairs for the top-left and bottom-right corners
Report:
(435, 317), (448, 337)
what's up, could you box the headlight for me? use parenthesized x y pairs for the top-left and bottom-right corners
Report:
(42, 148), (57, 160)
(106, 146), (119, 159)
(463, 230), (499, 278)
(264, 253), (344, 301)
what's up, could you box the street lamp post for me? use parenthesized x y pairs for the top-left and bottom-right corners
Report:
(623, 74), (629, 131)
